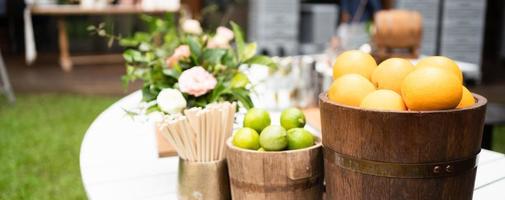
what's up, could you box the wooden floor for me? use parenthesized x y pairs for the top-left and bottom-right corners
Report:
(4, 54), (140, 96)
(3, 53), (505, 104)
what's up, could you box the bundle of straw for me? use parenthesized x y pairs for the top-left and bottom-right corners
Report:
(158, 102), (237, 162)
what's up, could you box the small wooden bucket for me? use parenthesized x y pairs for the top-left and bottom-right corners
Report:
(226, 138), (324, 200)
(319, 93), (487, 200)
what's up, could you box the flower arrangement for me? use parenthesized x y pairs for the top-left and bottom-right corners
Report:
(89, 14), (275, 114)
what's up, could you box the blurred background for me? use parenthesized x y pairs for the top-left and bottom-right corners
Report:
(0, 0), (504, 199)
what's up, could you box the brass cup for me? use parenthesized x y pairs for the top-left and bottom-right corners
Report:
(177, 158), (231, 200)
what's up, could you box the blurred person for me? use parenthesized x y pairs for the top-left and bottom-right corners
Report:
(340, 0), (381, 23)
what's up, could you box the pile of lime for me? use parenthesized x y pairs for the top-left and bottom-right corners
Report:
(232, 108), (315, 151)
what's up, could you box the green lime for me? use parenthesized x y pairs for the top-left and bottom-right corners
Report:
(243, 108), (271, 133)
(259, 125), (288, 151)
(287, 128), (314, 150)
(230, 72), (250, 88)
(232, 127), (260, 150)
(280, 108), (306, 130)
(257, 147), (266, 152)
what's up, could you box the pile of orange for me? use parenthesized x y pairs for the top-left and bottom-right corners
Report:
(328, 50), (475, 111)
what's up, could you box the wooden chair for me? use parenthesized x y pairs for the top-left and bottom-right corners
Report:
(0, 50), (15, 103)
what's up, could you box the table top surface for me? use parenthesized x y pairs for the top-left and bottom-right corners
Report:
(80, 91), (505, 200)
(30, 5), (176, 15)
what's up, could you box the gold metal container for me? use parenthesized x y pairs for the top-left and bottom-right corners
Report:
(178, 158), (231, 200)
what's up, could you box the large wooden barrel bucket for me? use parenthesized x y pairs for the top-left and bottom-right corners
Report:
(226, 138), (324, 200)
(319, 93), (487, 200)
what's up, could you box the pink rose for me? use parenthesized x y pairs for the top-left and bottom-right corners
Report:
(178, 66), (217, 97)
(166, 45), (191, 68)
(216, 26), (234, 42)
(207, 26), (234, 49)
(207, 35), (230, 48)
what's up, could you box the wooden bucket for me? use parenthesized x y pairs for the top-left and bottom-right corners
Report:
(319, 93), (487, 200)
(226, 138), (324, 200)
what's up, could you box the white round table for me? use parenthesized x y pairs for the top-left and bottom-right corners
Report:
(80, 91), (179, 199)
(80, 91), (505, 200)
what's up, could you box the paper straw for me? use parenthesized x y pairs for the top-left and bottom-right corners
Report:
(158, 102), (237, 162)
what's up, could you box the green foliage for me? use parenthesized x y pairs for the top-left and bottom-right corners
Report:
(244, 55), (277, 68)
(230, 22), (245, 57)
(90, 15), (276, 112)
(202, 48), (227, 66)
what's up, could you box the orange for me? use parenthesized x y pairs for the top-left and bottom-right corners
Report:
(328, 74), (376, 107)
(457, 86), (475, 108)
(371, 58), (415, 94)
(333, 50), (377, 80)
(415, 56), (463, 83)
(401, 67), (462, 111)
(360, 90), (407, 111)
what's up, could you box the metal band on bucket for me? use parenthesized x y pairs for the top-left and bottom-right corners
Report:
(324, 148), (478, 178)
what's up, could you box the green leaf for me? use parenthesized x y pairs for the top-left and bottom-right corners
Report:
(141, 15), (165, 32)
(139, 42), (151, 51)
(144, 52), (156, 62)
(243, 55), (277, 68)
(146, 104), (162, 114)
(126, 65), (135, 75)
(240, 42), (257, 61)
(119, 38), (139, 47)
(163, 29), (178, 44)
(209, 80), (227, 102)
(222, 49), (238, 67)
(142, 84), (159, 102)
(107, 37), (115, 47)
(162, 69), (181, 79)
(164, 13), (176, 30)
(121, 75), (131, 90)
(229, 88), (253, 109)
(97, 29), (106, 36)
(230, 22), (245, 59)
(123, 49), (143, 63)
(230, 72), (250, 88)
(202, 48), (227, 66)
(133, 32), (151, 43)
(186, 36), (202, 63)
(86, 25), (96, 31)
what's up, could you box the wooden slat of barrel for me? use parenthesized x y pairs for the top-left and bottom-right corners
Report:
(325, 168), (476, 199)
(320, 93), (487, 200)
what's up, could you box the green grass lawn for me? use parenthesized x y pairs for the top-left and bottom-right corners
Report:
(492, 126), (505, 153)
(0, 93), (504, 199)
(0, 94), (118, 200)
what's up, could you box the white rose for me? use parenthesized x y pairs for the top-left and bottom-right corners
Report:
(156, 88), (187, 114)
(182, 19), (203, 35)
